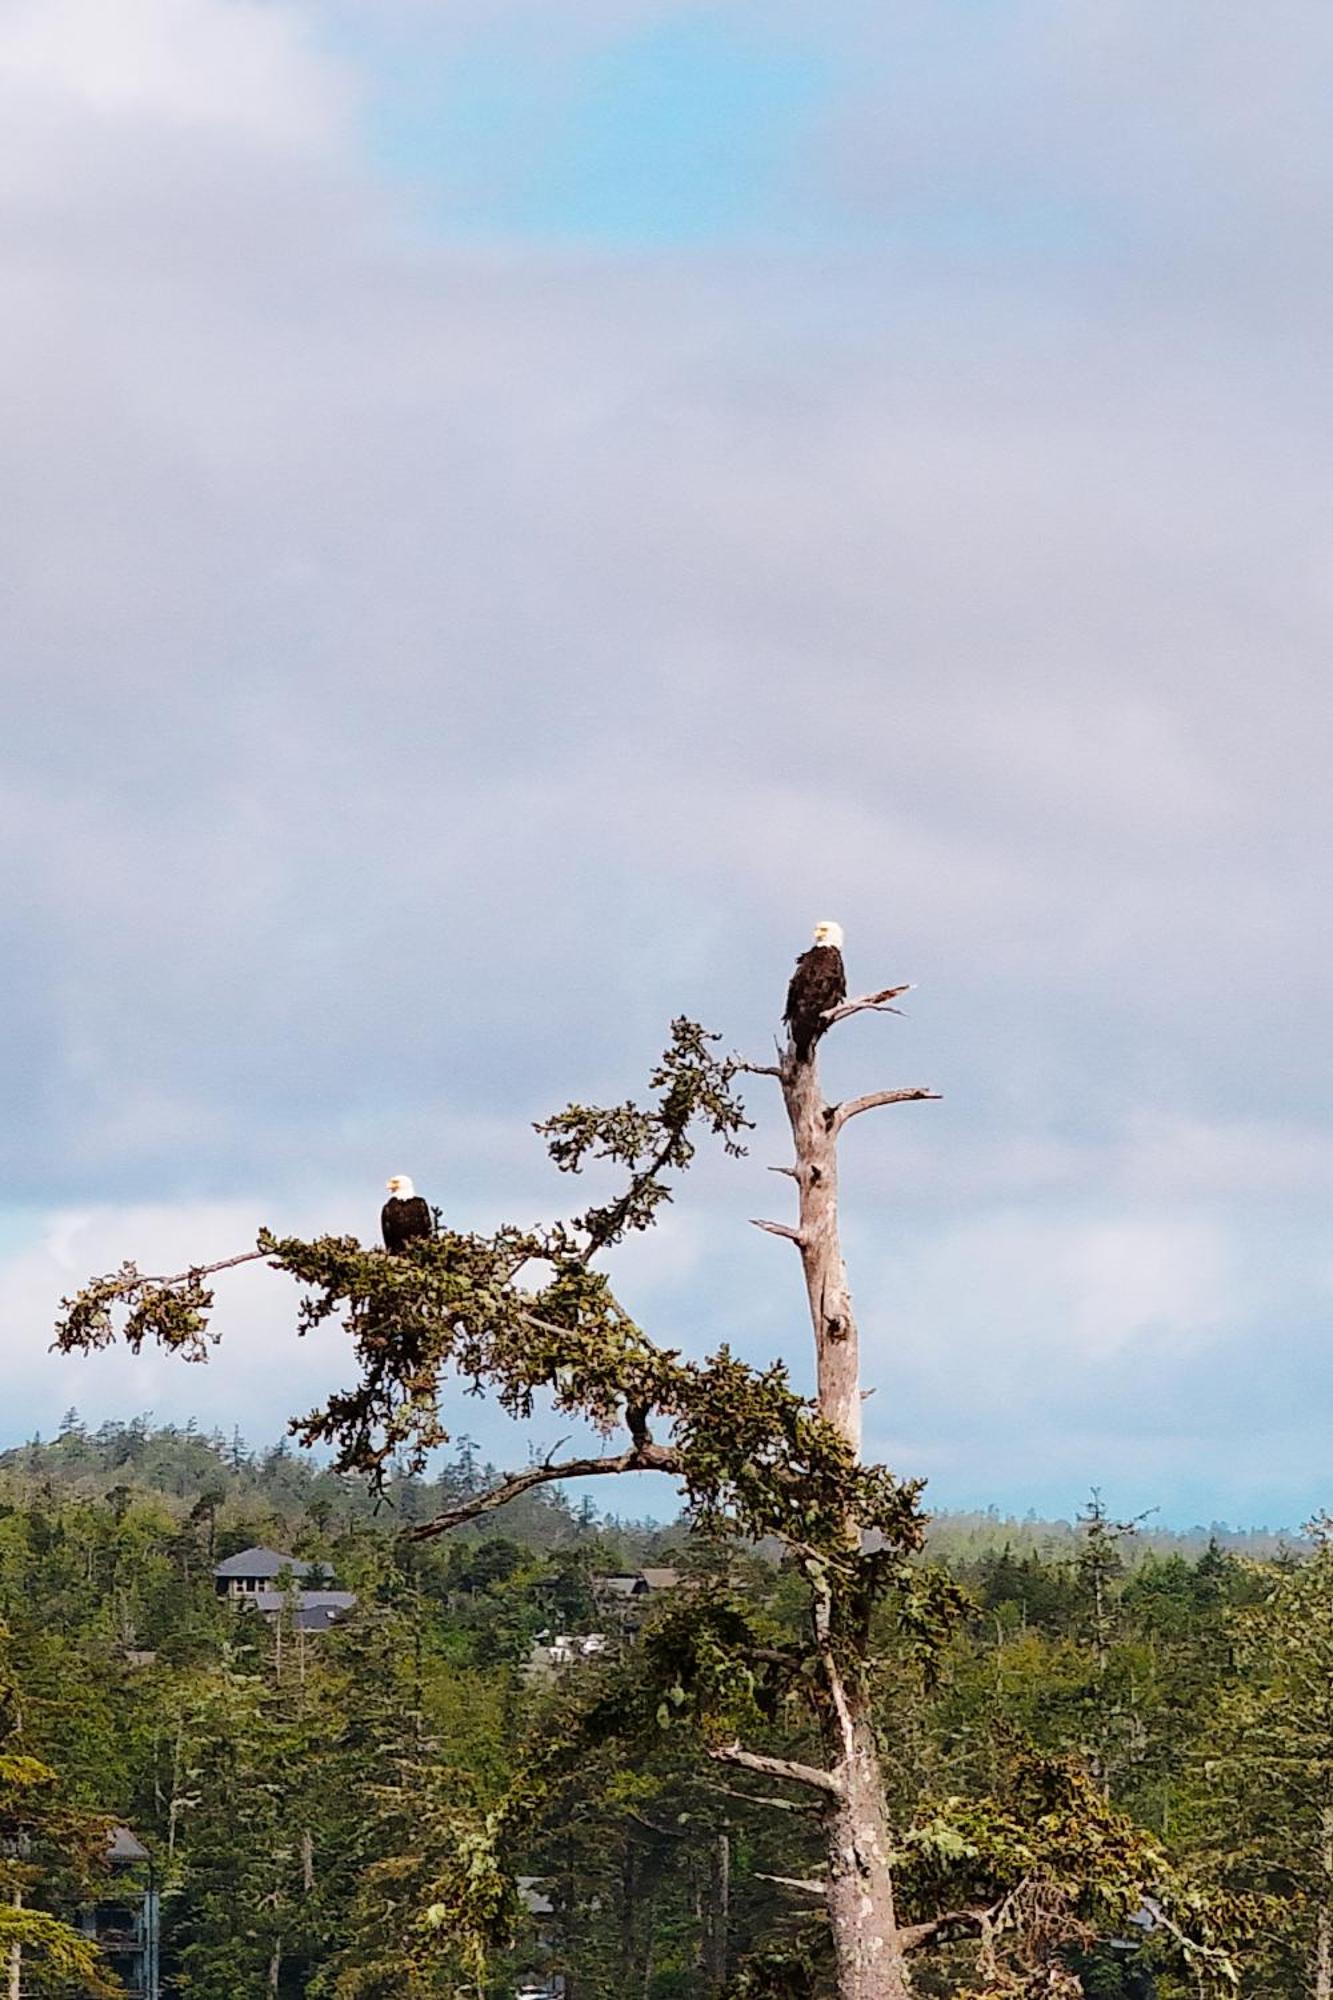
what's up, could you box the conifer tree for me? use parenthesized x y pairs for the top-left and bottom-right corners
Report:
(0, 1623), (118, 1997)
(1190, 1517), (1333, 1996)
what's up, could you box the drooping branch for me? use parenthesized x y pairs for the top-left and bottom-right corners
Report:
(830, 1087), (940, 1132)
(706, 1742), (843, 1799)
(408, 1440), (680, 1540)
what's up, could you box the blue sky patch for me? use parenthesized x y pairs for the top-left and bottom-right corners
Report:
(344, 15), (834, 245)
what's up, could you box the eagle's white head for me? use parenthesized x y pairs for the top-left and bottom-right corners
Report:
(386, 1175), (416, 1199)
(812, 920), (844, 950)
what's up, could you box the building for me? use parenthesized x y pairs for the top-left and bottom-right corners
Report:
(77, 1826), (160, 2000)
(214, 1546), (325, 1597)
(214, 1547), (356, 1632)
(592, 1567), (680, 1604)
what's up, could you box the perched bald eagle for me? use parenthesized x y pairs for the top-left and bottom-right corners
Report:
(381, 1176), (433, 1254)
(784, 921), (847, 1061)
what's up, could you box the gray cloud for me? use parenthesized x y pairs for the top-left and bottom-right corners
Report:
(1, 0), (1330, 1520)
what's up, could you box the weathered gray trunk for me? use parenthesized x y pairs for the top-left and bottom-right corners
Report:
(8, 1890), (19, 2000)
(704, 1828), (730, 1993)
(779, 1044), (911, 2000)
(1317, 1808), (1333, 2000)
(783, 1048), (861, 1449)
(824, 1709), (910, 2000)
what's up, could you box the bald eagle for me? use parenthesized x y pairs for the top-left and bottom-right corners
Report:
(784, 921), (847, 1061)
(382, 1176), (433, 1254)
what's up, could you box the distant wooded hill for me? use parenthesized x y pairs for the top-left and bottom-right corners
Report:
(0, 1415), (1298, 1564)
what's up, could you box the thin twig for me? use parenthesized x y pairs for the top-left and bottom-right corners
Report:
(822, 983), (913, 1027)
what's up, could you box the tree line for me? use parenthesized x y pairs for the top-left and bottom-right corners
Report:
(0, 1425), (1326, 1996)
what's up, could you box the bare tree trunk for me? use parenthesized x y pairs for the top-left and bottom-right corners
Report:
(8, 1890), (19, 2000)
(167, 1714), (185, 1860)
(704, 1828), (730, 1993)
(1317, 1808), (1333, 2000)
(774, 1039), (917, 2000)
(782, 1051), (863, 1448)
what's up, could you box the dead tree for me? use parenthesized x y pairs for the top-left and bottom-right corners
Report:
(744, 984), (937, 2000)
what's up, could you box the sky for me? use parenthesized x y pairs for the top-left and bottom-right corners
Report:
(2, 0), (1332, 1528)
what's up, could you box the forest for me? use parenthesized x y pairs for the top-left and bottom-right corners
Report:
(0, 1415), (1325, 1999)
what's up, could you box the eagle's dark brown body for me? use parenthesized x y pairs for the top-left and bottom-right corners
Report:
(784, 944), (847, 1060)
(381, 1194), (433, 1253)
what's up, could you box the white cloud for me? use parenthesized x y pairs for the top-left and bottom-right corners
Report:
(0, 0), (1331, 1520)
(0, 1200), (345, 1443)
(0, 0), (351, 153)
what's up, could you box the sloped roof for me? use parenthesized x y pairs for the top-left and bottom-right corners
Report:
(214, 1546), (315, 1580)
(250, 1590), (356, 1615)
(107, 1826), (149, 1864)
(594, 1568), (680, 1596)
(594, 1574), (644, 1597)
(292, 1602), (352, 1633)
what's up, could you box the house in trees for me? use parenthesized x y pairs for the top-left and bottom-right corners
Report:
(214, 1546), (357, 1633)
(214, 1545), (323, 1596)
(592, 1566), (680, 1605)
(77, 1826), (160, 2000)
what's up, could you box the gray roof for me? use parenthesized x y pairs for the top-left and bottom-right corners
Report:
(595, 1574), (645, 1597)
(214, 1546), (316, 1581)
(107, 1827), (149, 1864)
(594, 1569), (680, 1596)
(251, 1589), (356, 1615)
(240, 1589), (357, 1632)
(291, 1602), (352, 1633)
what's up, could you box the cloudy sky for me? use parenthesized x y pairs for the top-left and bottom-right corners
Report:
(2, 0), (1331, 1527)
